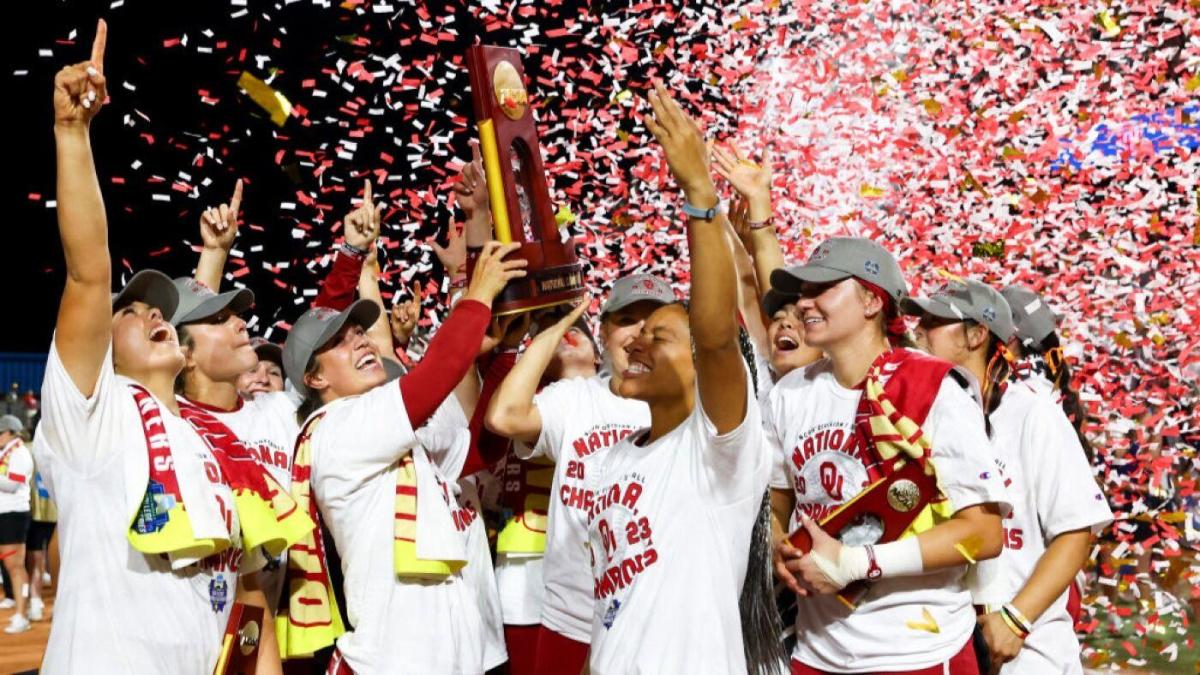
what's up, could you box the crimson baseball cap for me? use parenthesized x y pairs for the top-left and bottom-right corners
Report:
(600, 274), (676, 316)
(903, 278), (1016, 342)
(283, 299), (381, 395)
(170, 277), (255, 326)
(1000, 285), (1061, 346)
(770, 237), (909, 304)
(111, 270), (180, 319)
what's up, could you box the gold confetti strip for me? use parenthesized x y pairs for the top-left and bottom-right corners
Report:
(1097, 10), (1120, 38)
(906, 607), (940, 634)
(859, 184), (886, 198)
(555, 204), (576, 228)
(954, 534), (984, 564)
(237, 71), (293, 127)
(935, 269), (966, 283)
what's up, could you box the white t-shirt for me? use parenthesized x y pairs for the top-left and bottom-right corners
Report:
(765, 358), (1010, 673)
(495, 552), (545, 626)
(583, 377), (768, 674)
(185, 390), (300, 602)
(309, 384), (494, 674)
(972, 383), (1112, 674)
(515, 375), (650, 642)
(0, 438), (33, 513)
(36, 339), (243, 675)
(459, 473), (509, 670)
(189, 391), (299, 490)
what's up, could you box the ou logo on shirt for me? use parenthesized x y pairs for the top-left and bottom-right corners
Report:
(795, 451), (868, 507)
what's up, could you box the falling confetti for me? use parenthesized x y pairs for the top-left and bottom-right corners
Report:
(16, 0), (1200, 666)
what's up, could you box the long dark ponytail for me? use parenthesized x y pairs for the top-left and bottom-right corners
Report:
(736, 328), (788, 675)
(1023, 333), (1094, 461)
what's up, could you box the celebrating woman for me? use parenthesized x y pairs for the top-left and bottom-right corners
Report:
(579, 82), (770, 674)
(907, 279), (1112, 673)
(767, 244), (1009, 674)
(38, 21), (302, 673)
(282, 239), (524, 673)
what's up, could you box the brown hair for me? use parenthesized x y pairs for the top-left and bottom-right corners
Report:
(968, 323), (1012, 438)
(173, 325), (197, 395)
(295, 355), (324, 424)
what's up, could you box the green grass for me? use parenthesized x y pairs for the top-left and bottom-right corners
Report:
(1082, 599), (1200, 672)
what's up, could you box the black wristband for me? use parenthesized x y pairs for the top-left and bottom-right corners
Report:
(339, 242), (368, 258)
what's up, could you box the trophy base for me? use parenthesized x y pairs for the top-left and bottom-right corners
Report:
(493, 261), (586, 317)
(214, 602), (264, 675)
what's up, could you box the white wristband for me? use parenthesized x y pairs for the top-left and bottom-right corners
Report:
(811, 537), (925, 589)
(870, 537), (924, 579)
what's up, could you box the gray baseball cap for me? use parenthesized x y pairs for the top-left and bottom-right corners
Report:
(112, 269), (180, 319)
(1000, 285), (1061, 347)
(283, 299), (381, 396)
(903, 278), (1016, 342)
(0, 414), (24, 434)
(770, 237), (908, 303)
(170, 277), (255, 326)
(600, 273), (676, 316)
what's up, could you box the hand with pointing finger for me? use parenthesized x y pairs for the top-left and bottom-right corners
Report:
(345, 179), (383, 251)
(430, 219), (467, 280)
(54, 19), (108, 127)
(390, 282), (424, 348)
(452, 141), (490, 227)
(200, 179), (244, 253)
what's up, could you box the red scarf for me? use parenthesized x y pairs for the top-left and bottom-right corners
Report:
(853, 348), (954, 474)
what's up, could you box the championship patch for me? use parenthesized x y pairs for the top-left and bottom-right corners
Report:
(602, 598), (622, 629)
(132, 479), (173, 534)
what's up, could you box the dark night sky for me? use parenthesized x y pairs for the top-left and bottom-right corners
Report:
(4, 0), (721, 353)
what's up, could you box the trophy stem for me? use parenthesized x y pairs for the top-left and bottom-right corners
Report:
(477, 119), (513, 243)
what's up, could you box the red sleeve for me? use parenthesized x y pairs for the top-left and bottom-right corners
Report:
(398, 299), (491, 431)
(462, 350), (518, 476)
(313, 250), (365, 311)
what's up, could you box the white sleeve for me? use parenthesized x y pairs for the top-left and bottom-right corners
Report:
(39, 336), (121, 468)
(264, 390), (300, 416)
(313, 380), (418, 480)
(696, 371), (770, 504)
(517, 378), (577, 463)
(0, 446), (33, 494)
(424, 394), (469, 432)
(1021, 400), (1113, 540)
(926, 376), (1011, 515)
(417, 396), (472, 481)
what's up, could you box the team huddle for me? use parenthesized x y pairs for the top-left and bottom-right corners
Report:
(29, 19), (1111, 675)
